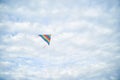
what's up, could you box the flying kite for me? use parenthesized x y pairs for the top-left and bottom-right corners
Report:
(39, 34), (51, 45)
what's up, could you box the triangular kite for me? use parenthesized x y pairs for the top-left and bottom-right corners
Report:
(39, 34), (51, 45)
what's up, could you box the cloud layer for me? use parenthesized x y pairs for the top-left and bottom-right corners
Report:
(0, 0), (120, 80)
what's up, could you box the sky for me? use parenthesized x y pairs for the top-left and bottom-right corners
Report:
(0, 0), (120, 80)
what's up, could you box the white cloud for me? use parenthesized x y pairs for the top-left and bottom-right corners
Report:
(0, 61), (12, 67)
(1, 61), (114, 80)
(0, 0), (119, 80)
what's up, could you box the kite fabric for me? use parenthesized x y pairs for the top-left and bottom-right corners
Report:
(39, 34), (51, 45)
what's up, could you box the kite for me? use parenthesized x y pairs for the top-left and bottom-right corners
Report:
(39, 34), (51, 45)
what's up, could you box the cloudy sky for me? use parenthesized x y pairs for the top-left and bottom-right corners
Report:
(0, 0), (120, 80)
